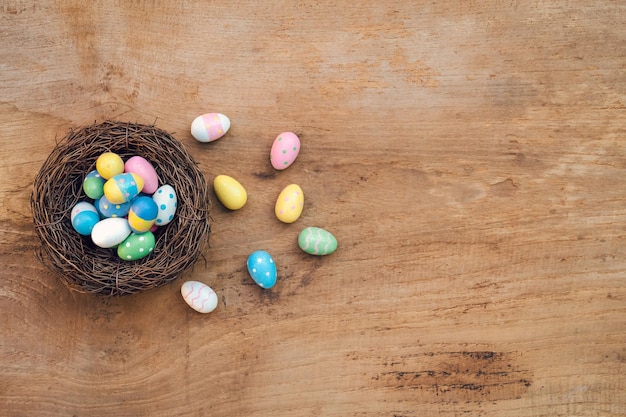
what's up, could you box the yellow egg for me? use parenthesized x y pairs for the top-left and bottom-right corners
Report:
(103, 173), (144, 204)
(213, 175), (247, 210)
(275, 184), (304, 223)
(96, 152), (124, 179)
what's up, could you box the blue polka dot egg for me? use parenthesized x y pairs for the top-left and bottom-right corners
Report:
(97, 195), (131, 218)
(152, 184), (177, 226)
(247, 250), (277, 289)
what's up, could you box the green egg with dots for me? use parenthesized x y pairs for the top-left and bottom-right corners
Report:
(117, 231), (155, 261)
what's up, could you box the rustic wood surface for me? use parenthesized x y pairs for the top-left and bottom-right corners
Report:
(1, 1), (625, 416)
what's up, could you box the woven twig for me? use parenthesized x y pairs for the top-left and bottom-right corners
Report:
(30, 121), (211, 296)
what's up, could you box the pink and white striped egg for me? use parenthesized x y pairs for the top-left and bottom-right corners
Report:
(270, 132), (300, 170)
(181, 281), (218, 314)
(191, 113), (230, 143)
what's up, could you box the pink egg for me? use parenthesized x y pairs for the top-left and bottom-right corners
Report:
(270, 132), (300, 170)
(124, 156), (159, 194)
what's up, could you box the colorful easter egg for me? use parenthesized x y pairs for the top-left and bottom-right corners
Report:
(71, 201), (99, 222)
(96, 152), (124, 179)
(152, 184), (177, 226)
(191, 113), (231, 143)
(213, 175), (247, 210)
(180, 281), (218, 313)
(70, 201), (100, 236)
(128, 196), (158, 233)
(275, 184), (304, 223)
(83, 170), (105, 199)
(103, 173), (144, 204)
(298, 227), (338, 255)
(91, 217), (131, 248)
(247, 250), (277, 289)
(124, 156), (159, 194)
(72, 211), (100, 236)
(117, 231), (155, 261)
(97, 195), (131, 218)
(270, 132), (300, 170)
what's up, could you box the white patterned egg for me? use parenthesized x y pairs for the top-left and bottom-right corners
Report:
(152, 184), (177, 226)
(181, 281), (218, 313)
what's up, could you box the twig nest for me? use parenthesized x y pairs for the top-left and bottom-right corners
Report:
(30, 121), (211, 296)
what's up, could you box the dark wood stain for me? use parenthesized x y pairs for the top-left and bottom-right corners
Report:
(374, 351), (532, 403)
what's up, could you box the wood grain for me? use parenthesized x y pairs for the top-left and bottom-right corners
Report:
(1, 1), (625, 416)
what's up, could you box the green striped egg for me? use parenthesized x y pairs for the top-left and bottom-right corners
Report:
(298, 227), (337, 255)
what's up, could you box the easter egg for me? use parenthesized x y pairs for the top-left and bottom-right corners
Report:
(191, 113), (230, 143)
(96, 152), (124, 180)
(124, 156), (159, 194)
(213, 175), (247, 210)
(103, 173), (144, 204)
(275, 184), (304, 223)
(71, 201), (99, 222)
(70, 201), (100, 236)
(180, 281), (218, 313)
(97, 195), (131, 218)
(117, 231), (155, 261)
(128, 196), (158, 233)
(247, 250), (277, 289)
(152, 184), (177, 226)
(83, 170), (105, 199)
(270, 132), (300, 170)
(72, 211), (100, 235)
(298, 227), (338, 255)
(91, 217), (131, 248)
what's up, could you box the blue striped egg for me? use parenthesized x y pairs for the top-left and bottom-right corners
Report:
(70, 201), (100, 236)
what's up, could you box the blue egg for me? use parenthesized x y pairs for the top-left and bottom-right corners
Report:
(246, 250), (277, 289)
(130, 196), (158, 219)
(70, 201), (100, 235)
(71, 201), (98, 222)
(128, 196), (158, 233)
(72, 211), (100, 236)
(98, 195), (131, 218)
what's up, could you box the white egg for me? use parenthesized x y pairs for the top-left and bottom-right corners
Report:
(152, 184), (177, 226)
(91, 218), (131, 248)
(181, 281), (218, 313)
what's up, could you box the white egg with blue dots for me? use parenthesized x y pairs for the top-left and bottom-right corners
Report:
(152, 184), (177, 226)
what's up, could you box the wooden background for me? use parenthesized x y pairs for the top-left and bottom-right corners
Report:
(1, 1), (625, 416)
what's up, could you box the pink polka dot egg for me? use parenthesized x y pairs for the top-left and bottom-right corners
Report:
(270, 132), (300, 170)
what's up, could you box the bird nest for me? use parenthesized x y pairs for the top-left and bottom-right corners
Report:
(30, 120), (211, 296)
